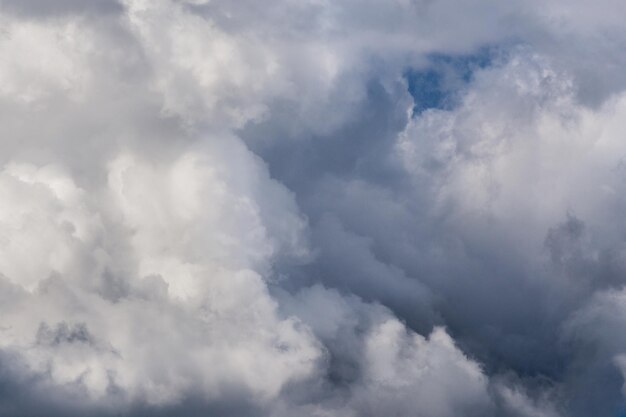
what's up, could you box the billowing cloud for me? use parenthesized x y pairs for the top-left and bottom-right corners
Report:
(1, 0), (626, 416)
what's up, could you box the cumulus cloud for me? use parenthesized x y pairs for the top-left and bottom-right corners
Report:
(0, 152), (320, 408)
(1, 0), (626, 416)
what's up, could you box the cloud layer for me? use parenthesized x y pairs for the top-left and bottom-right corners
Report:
(1, 0), (626, 416)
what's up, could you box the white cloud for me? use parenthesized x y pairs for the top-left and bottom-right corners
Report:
(1, 0), (626, 416)
(0, 149), (320, 406)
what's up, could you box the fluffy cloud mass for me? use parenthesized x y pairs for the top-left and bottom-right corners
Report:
(1, 0), (626, 416)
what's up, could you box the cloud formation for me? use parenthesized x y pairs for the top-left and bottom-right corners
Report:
(1, 0), (626, 416)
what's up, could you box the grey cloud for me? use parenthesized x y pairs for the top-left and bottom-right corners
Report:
(36, 322), (96, 347)
(0, 0), (124, 18)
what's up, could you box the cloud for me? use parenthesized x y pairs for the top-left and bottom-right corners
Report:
(1, 0), (626, 416)
(0, 152), (321, 409)
(0, 0), (124, 19)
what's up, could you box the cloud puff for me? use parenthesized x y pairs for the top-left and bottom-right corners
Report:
(0, 150), (320, 408)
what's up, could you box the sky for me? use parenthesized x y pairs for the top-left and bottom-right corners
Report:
(1, 0), (626, 416)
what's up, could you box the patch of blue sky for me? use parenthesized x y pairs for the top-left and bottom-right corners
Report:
(405, 46), (495, 116)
